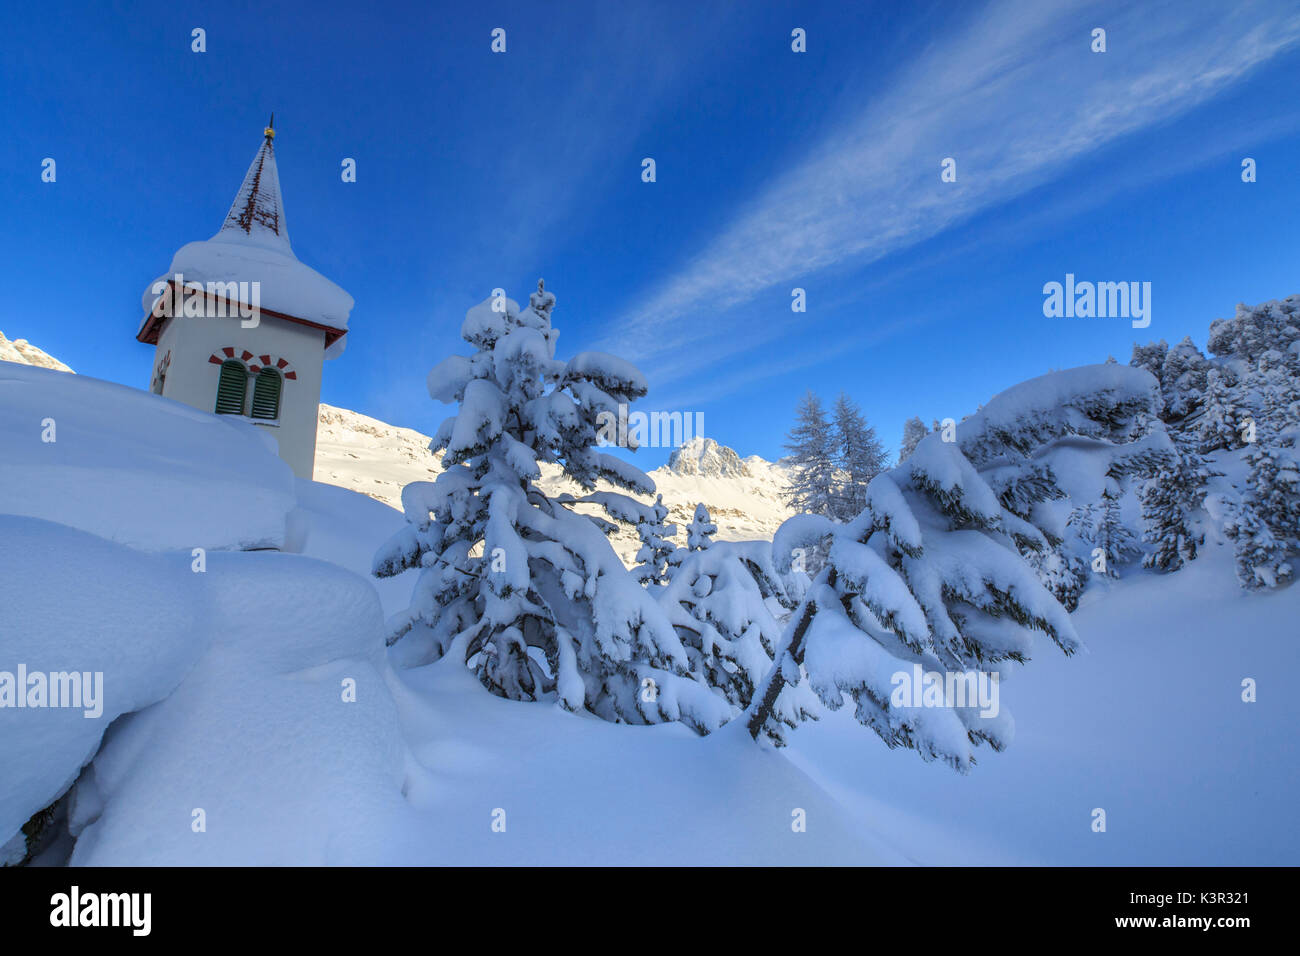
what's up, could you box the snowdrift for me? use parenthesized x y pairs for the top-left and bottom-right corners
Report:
(0, 515), (208, 851)
(0, 363), (296, 552)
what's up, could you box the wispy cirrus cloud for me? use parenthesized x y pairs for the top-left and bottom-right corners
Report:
(600, 0), (1300, 380)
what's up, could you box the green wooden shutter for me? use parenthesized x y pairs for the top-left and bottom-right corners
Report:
(250, 368), (282, 420)
(215, 361), (247, 415)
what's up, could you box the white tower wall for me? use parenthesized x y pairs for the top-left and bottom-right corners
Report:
(152, 312), (325, 479)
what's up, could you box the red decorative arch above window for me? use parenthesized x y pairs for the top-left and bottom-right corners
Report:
(206, 348), (298, 380)
(151, 350), (171, 395)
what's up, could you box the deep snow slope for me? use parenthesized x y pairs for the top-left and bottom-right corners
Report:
(314, 403), (442, 505)
(381, 654), (897, 865)
(68, 550), (415, 865)
(785, 540), (1300, 865)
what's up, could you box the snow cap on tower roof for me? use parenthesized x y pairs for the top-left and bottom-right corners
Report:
(218, 114), (291, 252)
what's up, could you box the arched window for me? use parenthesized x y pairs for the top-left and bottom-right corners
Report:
(251, 367), (282, 420)
(215, 360), (248, 415)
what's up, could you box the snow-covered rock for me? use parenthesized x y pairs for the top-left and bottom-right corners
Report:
(667, 436), (749, 477)
(0, 363), (413, 864)
(0, 331), (72, 373)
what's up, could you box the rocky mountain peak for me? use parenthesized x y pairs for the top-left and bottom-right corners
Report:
(666, 436), (750, 477)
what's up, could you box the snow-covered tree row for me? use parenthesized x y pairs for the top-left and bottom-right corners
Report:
(372, 281), (1300, 771)
(747, 363), (1178, 770)
(1131, 294), (1300, 589)
(887, 293), (1300, 595)
(783, 390), (888, 522)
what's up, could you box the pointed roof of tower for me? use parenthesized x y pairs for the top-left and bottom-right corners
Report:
(137, 118), (354, 357)
(218, 114), (291, 252)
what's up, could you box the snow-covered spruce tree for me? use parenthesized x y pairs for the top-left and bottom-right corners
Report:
(1159, 336), (1209, 422)
(1023, 547), (1088, 613)
(1130, 339), (1169, 384)
(980, 456), (1091, 609)
(963, 365), (1170, 600)
(1139, 446), (1211, 572)
(1226, 501), (1293, 590)
(1227, 425), (1300, 589)
(898, 416), (929, 464)
(1246, 349), (1300, 436)
(1196, 368), (1245, 454)
(659, 540), (817, 725)
(373, 282), (730, 732)
(747, 442), (1079, 770)
(1207, 294), (1300, 366)
(831, 393), (889, 521)
(685, 503), (716, 551)
(1067, 492), (1140, 579)
(633, 493), (678, 586)
(782, 391), (837, 517)
(745, 365), (1167, 769)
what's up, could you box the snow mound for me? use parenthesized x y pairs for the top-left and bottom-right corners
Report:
(0, 362), (296, 551)
(0, 515), (208, 849)
(67, 550), (412, 865)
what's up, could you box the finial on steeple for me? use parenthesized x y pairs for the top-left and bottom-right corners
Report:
(219, 119), (289, 244)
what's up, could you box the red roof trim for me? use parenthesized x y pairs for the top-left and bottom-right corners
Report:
(137, 281), (347, 349)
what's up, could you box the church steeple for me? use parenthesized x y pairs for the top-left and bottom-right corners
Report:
(218, 116), (291, 251)
(138, 113), (354, 479)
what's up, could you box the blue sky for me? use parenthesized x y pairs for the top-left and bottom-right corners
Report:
(4, 0), (1299, 466)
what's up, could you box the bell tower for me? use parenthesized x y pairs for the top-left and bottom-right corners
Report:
(135, 119), (354, 479)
